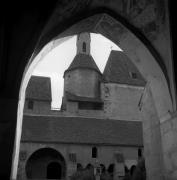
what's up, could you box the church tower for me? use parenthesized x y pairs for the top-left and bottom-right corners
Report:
(77, 32), (90, 55)
(63, 32), (102, 100)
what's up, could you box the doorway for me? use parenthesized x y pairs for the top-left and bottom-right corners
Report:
(47, 161), (62, 179)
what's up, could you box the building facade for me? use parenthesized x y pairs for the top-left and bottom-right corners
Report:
(17, 33), (146, 180)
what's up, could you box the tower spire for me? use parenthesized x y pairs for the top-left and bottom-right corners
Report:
(77, 32), (91, 55)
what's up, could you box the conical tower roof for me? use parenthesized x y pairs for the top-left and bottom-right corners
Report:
(103, 50), (146, 86)
(64, 32), (101, 76)
(64, 54), (101, 75)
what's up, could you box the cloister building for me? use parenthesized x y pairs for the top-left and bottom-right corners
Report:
(17, 33), (145, 180)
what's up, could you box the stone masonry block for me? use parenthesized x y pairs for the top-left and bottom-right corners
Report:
(161, 119), (173, 134)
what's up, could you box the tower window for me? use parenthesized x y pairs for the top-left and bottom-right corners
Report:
(138, 148), (142, 158)
(83, 42), (86, 52)
(92, 147), (97, 158)
(28, 100), (34, 109)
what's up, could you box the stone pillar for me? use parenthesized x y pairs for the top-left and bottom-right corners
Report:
(16, 149), (28, 180)
(114, 153), (124, 180)
(139, 86), (164, 180)
(0, 98), (18, 180)
(160, 113), (177, 180)
(67, 162), (77, 180)
(94, 161), (101, 180)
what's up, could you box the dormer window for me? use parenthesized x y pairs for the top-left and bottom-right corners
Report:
(83, 42), (86, 52)
(130, 72), (137, 79)
(28, 100), (34, 109)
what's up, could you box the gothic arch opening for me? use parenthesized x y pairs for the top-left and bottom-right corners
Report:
(11, 13), (174, 179)
(77, 163), (83, 171)
(107, 163), (114, 177)
(25, 148), (66, 179)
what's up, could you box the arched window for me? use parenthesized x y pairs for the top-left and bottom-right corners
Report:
(47, 161), (62, 179)
(92, 147), (97, 158)
(83, 42), (86, 52)
(138, 148), (142, 158)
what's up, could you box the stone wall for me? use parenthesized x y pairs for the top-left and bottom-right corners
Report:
(102, 83), (144, 121)
(24, 100), (66, 116)
(64, 69), (101, 98)
(17, 142), (140, 180)
(24, 100), (51, 115)
(24, 83), (144, 121)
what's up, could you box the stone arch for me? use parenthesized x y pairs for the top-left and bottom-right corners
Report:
(77, 163), (83, 171)
(130, 165), (136, 176)
(25, 147), (66, 179)
(85, 163), (94, 170)
(11, 13), (174, 179)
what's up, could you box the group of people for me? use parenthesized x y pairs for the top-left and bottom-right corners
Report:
(70, 158), (146, 180)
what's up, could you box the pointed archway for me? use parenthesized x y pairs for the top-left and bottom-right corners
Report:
(12, 13), (175, 180)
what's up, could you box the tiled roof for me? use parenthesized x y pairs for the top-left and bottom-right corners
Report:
(64, 53), (101, 75)
(26, 75), (52, 101)
(103, 51), (146, 86)
(21, 115), (143, 146)
(65, 91), (102, 102)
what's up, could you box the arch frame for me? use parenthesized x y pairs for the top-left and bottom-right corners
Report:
(25, 147), (66, 179)
(11, 13), (174, 179)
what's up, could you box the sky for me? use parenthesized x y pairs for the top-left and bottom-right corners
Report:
(32, 33), (122, 109)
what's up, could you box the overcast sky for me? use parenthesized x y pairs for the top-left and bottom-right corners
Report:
(32, 33), (122, 109)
